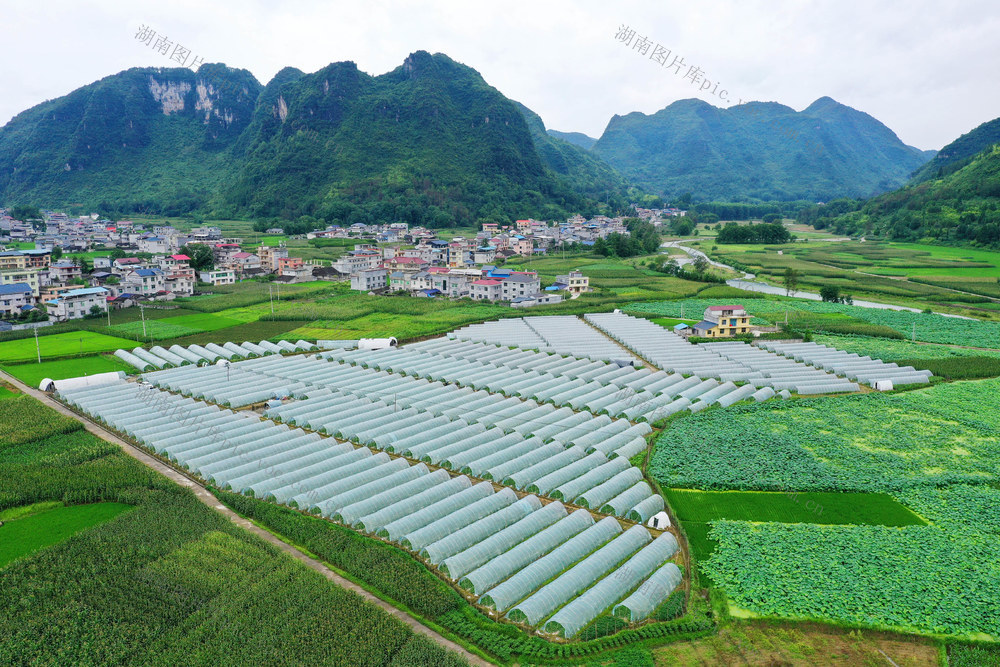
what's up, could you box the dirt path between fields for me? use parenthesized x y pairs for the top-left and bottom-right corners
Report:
(0, 369), (492, 667)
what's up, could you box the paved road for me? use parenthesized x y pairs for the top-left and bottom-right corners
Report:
(1, 370), (492, 667)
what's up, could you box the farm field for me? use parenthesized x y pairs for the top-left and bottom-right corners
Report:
(650, 373), (1000, 639)
(0, 383), (16, 399)
(651, 378), (1000, 493)
(0, 331), (138, 362)
(108, 312), (244, 340)
(812, 333), (1000, 360)
(0, 394), (469, 666)
(0, 502), (133, 567)
(664, 489), (925, 567)
(650, 620), (941, 666)
(0, 394), (86, 445)
(697, 240), (1000, 317)
(2, 354), (133, 387)
(650, 317), (698, 329)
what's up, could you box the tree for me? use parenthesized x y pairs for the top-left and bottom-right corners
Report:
(51, 246), (63, 260)
(181, 243), (214, 271)
(672, 219), (694, 236)
(106, 276), (120, 285)
(784, 267), (800, 296)
(820, 285), (841, 302)
(88, 305), (103, 318)
(693, 255), (710, 274)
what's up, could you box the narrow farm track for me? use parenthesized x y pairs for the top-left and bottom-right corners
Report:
(0, 369), (492, 667)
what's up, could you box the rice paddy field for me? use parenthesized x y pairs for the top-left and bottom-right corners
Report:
(0, 331), (138, 363)
(2, 355), (133, 388)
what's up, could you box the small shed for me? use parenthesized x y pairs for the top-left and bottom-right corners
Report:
(647, 511), (671, 530)
(359, 337), (398, 350)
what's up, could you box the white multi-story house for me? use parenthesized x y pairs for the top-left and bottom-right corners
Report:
(499, 272), (540, 301)
(44, 286), (108, 321)
(334, 250), (382, 275)
(199, 269), (236, 286)
(470, 278), (503, 301)
(350, 268), (388, 292)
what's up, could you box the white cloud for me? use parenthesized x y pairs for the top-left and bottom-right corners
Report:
(1, 0), (998, 149)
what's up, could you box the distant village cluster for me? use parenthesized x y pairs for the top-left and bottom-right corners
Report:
(0, 208), (667, 327)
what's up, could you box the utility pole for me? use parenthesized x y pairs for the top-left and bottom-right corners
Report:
(139, 302), (147, 340)
(34, 326), (41, 364)
(269, 285), (274, 314)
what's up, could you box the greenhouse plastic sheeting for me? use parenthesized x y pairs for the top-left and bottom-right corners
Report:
(506, 524), (651, 625)
(459, 509), (593, 595)
(612, 562), (683, 622)
(544, 532), (679, 637)
(402, 488), (518, 552)
(379, 482), (494, 542)
(441, 500), (566, 580)
(479, 517), (622, 612)
(422, 496), (541, 565)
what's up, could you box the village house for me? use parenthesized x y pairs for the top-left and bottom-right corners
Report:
(0, 283), (35, 317)
(554, 270), (590, 294)
(123, 268), (166, 296)
(199, 269), (236, 286)
(158, 254), (196, 296)
(693, 305), (752, 338)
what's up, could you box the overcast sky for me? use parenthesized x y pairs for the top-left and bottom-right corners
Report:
(2, 0), (998, 150)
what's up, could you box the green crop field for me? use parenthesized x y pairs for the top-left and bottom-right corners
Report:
(0, 331), (137, 362)
(0, 394), (86, 445)
(2, 355), (133, 388)
(650, 370), (1000, 639)
(0, 383), (16, 400)
(664, 489), (925, 567)
(652, 378), (1000, 493)
(0, 502), (133, 567)
(813, 334), (1000, 361)
(664, 489), (926, 526)
(649, 317), (698, 329)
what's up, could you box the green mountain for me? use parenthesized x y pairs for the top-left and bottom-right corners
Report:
(801, 144), (1000, 245)
(546, 129), (597, 150)
(910, 116), (1000, 183)
(0, 52), (628, 225)
(591, 96), (932, 202)
(0, 65), (261, 215)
